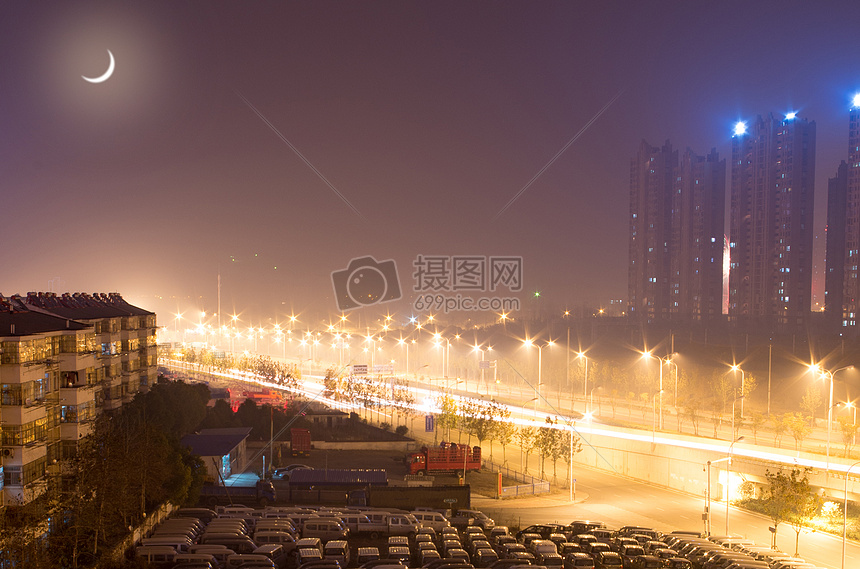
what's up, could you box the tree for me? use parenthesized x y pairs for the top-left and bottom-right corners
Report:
(762, 468), (822, 556)
(741, 373), (758, 401)
(786, 413), (811, 451)
(538, 416), (564, 482)
(516, 426), (537, 474)
(436, 394), (459, 440)
(496, 420), (517, 465)
(771, 414), (787, 448)
(461, 399), (500, 450)
(800, 385), (823, 427)
(749, 411), (766, 444)
(839, 416), (858, 457)
(683, 397), (702, 436)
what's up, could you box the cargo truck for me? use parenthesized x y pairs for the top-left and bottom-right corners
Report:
(405, 445), (481, 475)
(290, 428), (311, 457)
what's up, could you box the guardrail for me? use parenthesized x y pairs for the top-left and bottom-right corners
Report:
(483, 458), (551, 497)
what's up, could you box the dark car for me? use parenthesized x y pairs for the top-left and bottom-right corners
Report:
(517, 525), (569, 541)
(618, 545), (645, 568)
(568, 522), (607, 536)
(487, 559), (535, 569)
(563, 553), (595, 569)
(628, 555), (661, 569)
(583, 543), (611, 557)
(593, 552), (623, 569)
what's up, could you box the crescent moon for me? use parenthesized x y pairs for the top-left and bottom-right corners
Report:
(82, 50), (115, 83)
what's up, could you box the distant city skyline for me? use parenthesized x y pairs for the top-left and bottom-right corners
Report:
(4, 2), (860, 326)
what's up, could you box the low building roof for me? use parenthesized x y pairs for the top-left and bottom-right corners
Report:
(289, 468), (388, 487)
(181, 427), (252, 457)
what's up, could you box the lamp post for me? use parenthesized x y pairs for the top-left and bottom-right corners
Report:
(843, 460), (860, 569)
(398, 338), (410, 379)
(726, 435), (745, 535)
(642, 351), (672, 430)
(731, 395), (744, 440)
(666, 358), (678, 408)
(811, 364), (854, 476)
(731, 365), (745, 419)
(524, 339), (554, 413)
(651, 390), (663, 443)
(577, 352), (589, 413)
(474, 344), (485, 392)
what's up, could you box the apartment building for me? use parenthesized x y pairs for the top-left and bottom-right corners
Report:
(0, 292), (157, 507)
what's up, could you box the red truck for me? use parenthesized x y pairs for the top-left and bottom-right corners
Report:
(405, 444), (482, 475)
(290, 428), (311, 457)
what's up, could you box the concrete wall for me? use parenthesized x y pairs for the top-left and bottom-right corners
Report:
(573, 427), (860, 506)
(312, 440), (418, 452)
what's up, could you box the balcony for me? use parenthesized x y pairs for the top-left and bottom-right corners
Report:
(59, 421), (93, 441)
(57, 351), (98, 370)
(59, 384), (97, 406)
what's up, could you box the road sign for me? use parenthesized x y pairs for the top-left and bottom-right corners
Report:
(352, 364), (368, 375)
(425, 415), (435, 432)
(373, 364), (393, 374)
(479, 360), (490, 369)
(443, 498), (458, 503)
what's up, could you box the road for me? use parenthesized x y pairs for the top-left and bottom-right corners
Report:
(163, 361), (857, 568)
(472, 462), (854, 569)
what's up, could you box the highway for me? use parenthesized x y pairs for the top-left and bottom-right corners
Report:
(162, 360), (859, 568)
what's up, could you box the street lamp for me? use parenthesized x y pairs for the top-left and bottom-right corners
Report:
(731, 395), (744, 440)
(577, 352), (589, 411)
(651, 390), (663, 443)
(844, 460), (860, 569)
(726, 435), (745, 535)
(846, 401), (858, 447)
(811, 364), (854, 476)
(730, 365), (745, 419)
(524, 339), (554, 412)
(666, 357), (678, 408)
(642, 351), (674, 430)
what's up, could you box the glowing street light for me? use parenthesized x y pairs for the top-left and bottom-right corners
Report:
(733, 121), (747, 136)
(810, 364), (854, 475)
(524, 339), (554, 412)
(730, 365), (745, 418)
(577, 352), (589, 404)
(641, 351), (673, 430)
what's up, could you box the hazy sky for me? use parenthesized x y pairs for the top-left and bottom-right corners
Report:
(3, 1), (860, 327)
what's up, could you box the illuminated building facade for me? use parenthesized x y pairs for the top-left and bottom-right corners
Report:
(670, 148), (726, 321)
(0, 292), (156, 507)
(825, 97), (860, 329)
(825, 161), (848, 327)
(728, 113), (816, 328)
(628, 140), (725, 323)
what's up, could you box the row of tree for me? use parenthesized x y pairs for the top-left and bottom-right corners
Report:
(0, 379), (211, 569)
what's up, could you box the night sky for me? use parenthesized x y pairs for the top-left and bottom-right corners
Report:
(4, 1), (860, 327)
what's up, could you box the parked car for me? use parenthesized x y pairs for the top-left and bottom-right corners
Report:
(593, 551), (623, 569)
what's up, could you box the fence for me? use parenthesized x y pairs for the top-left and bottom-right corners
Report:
(483, 458), (551, 497)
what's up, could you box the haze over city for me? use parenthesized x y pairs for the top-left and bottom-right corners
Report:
(4, 1), (860, 325)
